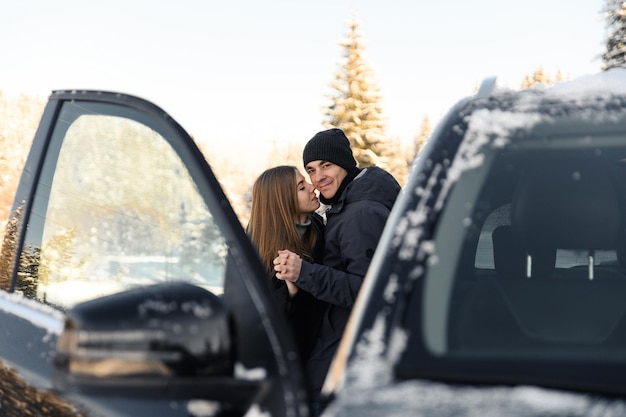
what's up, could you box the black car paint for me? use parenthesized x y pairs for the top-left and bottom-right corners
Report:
(323, 75), (626, 416)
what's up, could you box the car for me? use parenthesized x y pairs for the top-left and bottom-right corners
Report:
(0, 91), (306, 417)
(321, 68), (626, 416)
(2, 69), (626, 417)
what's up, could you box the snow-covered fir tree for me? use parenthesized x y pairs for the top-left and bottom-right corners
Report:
(381, 135), (409, 186)
(521, 66), (552, 88)
(520, 66), (566, 89)
(322, 16), (391, 171)
(414, 115), (431, 159)
(603, 0), (626, 70)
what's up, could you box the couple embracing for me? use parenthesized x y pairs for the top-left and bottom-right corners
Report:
(247, 128), (400, 412)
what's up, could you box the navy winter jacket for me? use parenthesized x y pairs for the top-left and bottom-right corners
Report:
(296, 166), (401, 401)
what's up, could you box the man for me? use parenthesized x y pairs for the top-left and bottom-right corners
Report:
(274, 128), (401, 406)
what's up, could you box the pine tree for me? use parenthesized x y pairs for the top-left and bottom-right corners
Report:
(414, 115), (431, 159)
(0, 204), (23, 291)
(554, 70), (565, 83)
(521, 66), (551, 88)
(382, 136), (409, 186)
(322, 15), (389, 170)
(603, 0), (626, 70)
(268, 138), (305, 171)
(0, 92), (44, 235)
(520, 66), (567, 89)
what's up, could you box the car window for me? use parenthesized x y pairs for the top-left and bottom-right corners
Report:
(418, 129), (626, 361)
(475, 204), (619, 270)
(15, 102), (226, 310)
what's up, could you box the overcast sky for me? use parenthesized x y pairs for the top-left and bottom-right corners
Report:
(1, 0), (607, 173)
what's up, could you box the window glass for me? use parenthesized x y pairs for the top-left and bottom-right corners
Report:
(474, 204), (510, 270)
(17, 105), (226, 310)
(422, 132), (626, 360)
(474, 205), (619, 270)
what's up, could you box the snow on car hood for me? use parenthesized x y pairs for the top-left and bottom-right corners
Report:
(326, 314), (626, 416)
(323, 379), (626, 417)
(324, 307), (626, 417)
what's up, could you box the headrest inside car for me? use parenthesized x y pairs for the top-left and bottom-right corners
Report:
(511, 163), (621, 251)
(492, 225), (556, 278)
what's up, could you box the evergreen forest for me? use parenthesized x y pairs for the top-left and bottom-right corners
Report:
(2, 3), (626, 232)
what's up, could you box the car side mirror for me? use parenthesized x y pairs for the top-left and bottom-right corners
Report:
(54, 282), (266, 408)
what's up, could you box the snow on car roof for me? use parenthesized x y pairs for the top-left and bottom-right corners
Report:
(442, 68), (626, 213)
(548, 68), (626, 98)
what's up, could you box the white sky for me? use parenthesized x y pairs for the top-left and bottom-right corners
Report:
(1, 0), (606, 173)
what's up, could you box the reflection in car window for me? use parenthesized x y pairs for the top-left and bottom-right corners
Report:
(17, 106), (226, 310)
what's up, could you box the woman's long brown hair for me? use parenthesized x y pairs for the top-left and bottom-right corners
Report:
(248, 166), (318, 275)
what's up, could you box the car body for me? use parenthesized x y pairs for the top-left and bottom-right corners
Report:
(0, 91), (307, 416)
(322, 68), (626, 415)
(2, 69), (626, 417)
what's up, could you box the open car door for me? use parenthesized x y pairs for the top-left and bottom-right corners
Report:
(0, 90), (310, 416)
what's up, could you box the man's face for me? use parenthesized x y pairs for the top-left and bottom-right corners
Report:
(305, 160), (348, 199)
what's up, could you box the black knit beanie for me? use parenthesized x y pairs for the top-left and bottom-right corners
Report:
(303, 128), (357, 171)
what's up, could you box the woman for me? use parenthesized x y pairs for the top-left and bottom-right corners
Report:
(247, 165), (327, 366)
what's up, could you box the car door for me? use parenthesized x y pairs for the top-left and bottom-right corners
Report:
(0, 90), (309, 416)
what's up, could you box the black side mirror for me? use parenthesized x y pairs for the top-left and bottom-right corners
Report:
(54, 282), (266, 407)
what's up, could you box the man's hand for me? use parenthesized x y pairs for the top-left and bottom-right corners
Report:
(273, 249), (302, 283)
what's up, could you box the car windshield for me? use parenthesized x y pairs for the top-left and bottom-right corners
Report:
(424, 129), (626, 358)
(397, 79), (626, 389)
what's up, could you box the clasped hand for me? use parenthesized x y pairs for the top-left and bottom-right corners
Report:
(273, 249), (302, 283)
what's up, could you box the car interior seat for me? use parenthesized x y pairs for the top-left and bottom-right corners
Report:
(492, 225), (556, 279)
(512, 162), (621, 277)
(450, 162), (626, 352)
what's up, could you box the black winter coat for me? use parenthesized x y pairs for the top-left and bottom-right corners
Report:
(295, 166), (401, 401)
(271, 212), (327, 364)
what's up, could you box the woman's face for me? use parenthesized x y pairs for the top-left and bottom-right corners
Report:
(295, 170), (320, 221)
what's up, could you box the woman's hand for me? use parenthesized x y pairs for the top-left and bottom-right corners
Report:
(285, 280), (298, 297)
(273, 249), (302, 283)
